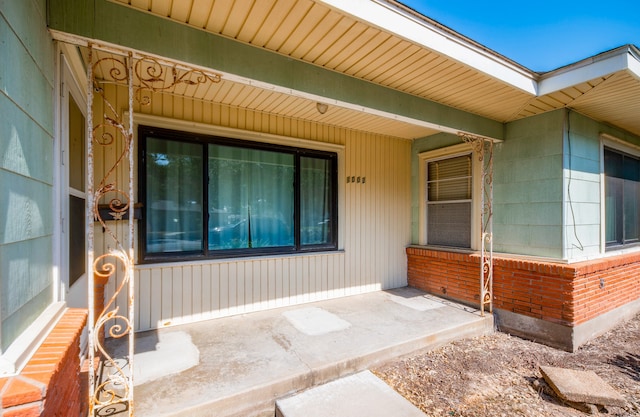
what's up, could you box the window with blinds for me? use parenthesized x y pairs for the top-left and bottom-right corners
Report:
(426, 154), (472, 248)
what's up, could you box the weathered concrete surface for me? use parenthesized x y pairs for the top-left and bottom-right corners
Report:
(496, 297), (640, 352)
(282, 307), (351, 335)
(275, 371), (425, 417)
(540, 366), (626, 407)
(110, 287), (492, 417)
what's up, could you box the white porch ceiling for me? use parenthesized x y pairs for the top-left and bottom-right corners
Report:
(110, 0), (640, 138)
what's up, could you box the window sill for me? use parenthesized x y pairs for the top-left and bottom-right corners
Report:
(407, 244), (476, 255)
(604, 242), (640, 254)
(136, 249), (345, 269)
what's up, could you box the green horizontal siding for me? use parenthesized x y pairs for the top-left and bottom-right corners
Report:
(493, 110), (564, 258)
(0, 0), (54, 352)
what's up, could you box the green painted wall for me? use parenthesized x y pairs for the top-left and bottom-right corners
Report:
(0, 0), (54, 352)
(562, 110), (640, 260)
(493, 110), (564, 258)
(562, 110), (601, 259)
(411, 109), (640, 261)
(47, 0), (503, 140)
(410, 111), (565, 258)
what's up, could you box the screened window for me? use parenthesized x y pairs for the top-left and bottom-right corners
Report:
(605, 147), (640, 248)
(140, 126), (337, 261)
(426, 154), (472, 248)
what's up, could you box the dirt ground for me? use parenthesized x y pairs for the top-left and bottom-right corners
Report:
(373, 313), (640, 416)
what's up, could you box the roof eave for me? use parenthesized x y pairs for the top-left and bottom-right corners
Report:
(317, 0), (538, 95)
(538, 44), (640, 96)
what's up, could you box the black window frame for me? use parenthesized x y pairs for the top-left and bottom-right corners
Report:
(138, 125), (338, 263)
(604, 146), (640, 250)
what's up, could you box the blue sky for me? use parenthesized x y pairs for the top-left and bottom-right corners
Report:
(400, 0), (640, 72)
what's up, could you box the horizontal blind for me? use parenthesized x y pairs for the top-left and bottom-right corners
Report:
(427, 154), (472, 202)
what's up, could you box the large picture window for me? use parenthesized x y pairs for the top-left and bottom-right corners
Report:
(139, 126), (338, 261)
(604, 147), (640, 248)
(426, 153), (472, 248)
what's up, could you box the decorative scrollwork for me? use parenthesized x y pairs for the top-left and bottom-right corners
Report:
(93, 186), (131, 243)
(94, 57), (130, 84)
(88, 45), (135, 417)
(91, 251), (133, 415)
(136, 56), (221, 88)
(86, 44), (223, 416)
(92, 129), (115, 146)
(95, 401), (129, 416)
(459, 132), (494, 315)
(90, 52), (223, 106)
(134, 56), (221, 106)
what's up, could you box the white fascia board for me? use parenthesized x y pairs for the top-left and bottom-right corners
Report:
(627, 51), (640, 81)
(538, 49), (633, 96)
(318, 0), (537, 95)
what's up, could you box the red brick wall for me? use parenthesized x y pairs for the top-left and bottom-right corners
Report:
(407, 247), (640, 327)
(407, 248), (482, 305)
(0, 309), (88, 417)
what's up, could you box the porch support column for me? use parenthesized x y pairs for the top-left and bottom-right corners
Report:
(86, 43), (136, 417)
(86, 44), (96, 409)
(460, 134), (494, 315)
(75, 37), (222, 415)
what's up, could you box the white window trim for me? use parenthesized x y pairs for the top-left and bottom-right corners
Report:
(59, 50), (89, 309)
(418, 143), (480, 250)
(127, 112), (346, 261)
(599, 133), (640, 255)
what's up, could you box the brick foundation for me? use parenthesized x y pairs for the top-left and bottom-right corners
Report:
(407, 247), (640, 349)
(0, 309), (88, 417)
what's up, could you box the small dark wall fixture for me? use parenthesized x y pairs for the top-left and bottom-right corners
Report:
(96, 203), (143, 221)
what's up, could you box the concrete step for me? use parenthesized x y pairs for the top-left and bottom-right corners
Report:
(181, 313), (492, 417)
(276, 371), (425, 417)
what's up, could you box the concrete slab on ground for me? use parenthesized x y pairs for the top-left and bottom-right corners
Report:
(134, 331), (199, 385)
(106, 287), (492, 417)
(540, 366), (626, 407)
(275, 371), (425, 417)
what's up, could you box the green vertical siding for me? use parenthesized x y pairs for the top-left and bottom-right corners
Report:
(0, 0), (54, 352)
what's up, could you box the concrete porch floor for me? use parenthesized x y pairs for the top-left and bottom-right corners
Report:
(104, 287), (493, 417)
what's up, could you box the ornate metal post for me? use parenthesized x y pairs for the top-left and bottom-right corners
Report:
(80, 40), (222, 415)
(87, 44), (135, 417)
(460, 133), (494, 315)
